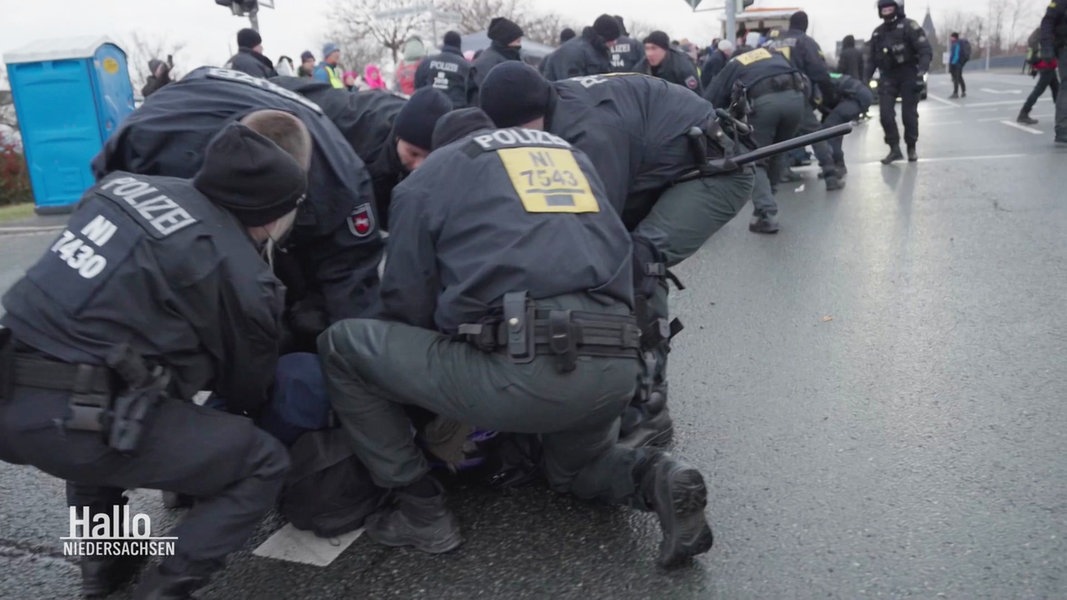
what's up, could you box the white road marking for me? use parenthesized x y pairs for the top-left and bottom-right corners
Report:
(960, 100), (1034, 108)
(926, 94), (958, 107)
(999, 120), (1043, 135)
(980, 88), (1022, 95)
(979, 113), (1053, 122)
(858, 153), (1032, 166)
(253, 524), (364, 567)
(922, 121), (964, 126)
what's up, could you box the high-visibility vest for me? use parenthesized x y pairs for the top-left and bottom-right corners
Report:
(324, 64), (344, 89)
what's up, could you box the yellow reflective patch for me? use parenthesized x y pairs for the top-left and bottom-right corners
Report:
(497, 148), (599, 214)
(735, 48), (774, 66)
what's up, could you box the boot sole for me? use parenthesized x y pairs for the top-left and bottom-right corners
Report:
(656, 465), (713, 568)
(619, 424), (674, 449)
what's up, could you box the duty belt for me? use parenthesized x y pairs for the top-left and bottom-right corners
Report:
(458, 294), (641, 373)
(747, 73), (803, 99)
(12, 355), (113, 431)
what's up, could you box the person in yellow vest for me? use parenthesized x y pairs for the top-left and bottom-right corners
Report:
(314, 43), (345, 89)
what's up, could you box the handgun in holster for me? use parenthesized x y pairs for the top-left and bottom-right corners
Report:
(105, 344), (171, 455)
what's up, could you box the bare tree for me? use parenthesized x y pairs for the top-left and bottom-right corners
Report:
(1006, 0), (1037, 50)
(986, 0), (1009, 53)
(625, 19), (670, 42)
(121, 33), (187, 91)
(329, 0), (429, 66)
(435, 0), (570, 46)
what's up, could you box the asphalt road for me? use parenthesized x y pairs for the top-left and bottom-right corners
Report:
(0, 72), (1064, 600)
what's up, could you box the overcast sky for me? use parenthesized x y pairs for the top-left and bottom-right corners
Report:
(0, 0), (1041, 75)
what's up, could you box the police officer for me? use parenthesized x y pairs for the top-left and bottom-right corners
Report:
(415, 31), (474, 108)
(318, 107), (714, 569)
(820, 73), (874, 176)
(706, 46), (807, 234)
(479, 63), (755, 448)
(770, 11), (845, 191)
(0, 116), (305, 598)
(271, 79), (453, 229)
(470, 17), (525, 95)
(540, 14), (619, 81)
(92, 66), (386, 348)
(610, 16), (645, 72)
(635, 31), (703, 94)
(865, 0), (933, 163)
(700, 40), (735, 89)
(1039, 0), (1067, 144)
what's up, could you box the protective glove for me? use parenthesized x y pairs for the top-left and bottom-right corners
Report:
(914, 72), (926, 93)
(1034, 59), (1058, 71)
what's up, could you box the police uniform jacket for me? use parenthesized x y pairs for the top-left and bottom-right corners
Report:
(1, 173), (283, 414)
(634, 48), (702, 94)
(471, 43), (523, 92)
(1040, 0), (1067, 57)
(610, 36), (645, 72)
(381, 126), (634, 333)
(272, 77), (408, 228)
(91, 67), (383, 324)
(865, 16), (933, 80)
(828, 73), (874, 111)
(771, 30), (835, 102)
(414, 45), (474, 108)
(226, 47), (278, 79)
(837, 47), (865, 80)
(704, 48), (800, 113)
(540, 29), (613, 81)
(547, 74), (717, 227)
(700, 49), (729, 89)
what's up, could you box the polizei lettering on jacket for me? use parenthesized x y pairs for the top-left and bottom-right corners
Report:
(471, 128), (571, 152)
(429, 60), (459, 73)
(99, 176), (198, 237)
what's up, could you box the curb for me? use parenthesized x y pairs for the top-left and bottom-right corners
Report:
(0, 225), (65, 236)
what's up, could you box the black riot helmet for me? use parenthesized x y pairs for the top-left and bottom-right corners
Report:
(877, 0), (903, 20)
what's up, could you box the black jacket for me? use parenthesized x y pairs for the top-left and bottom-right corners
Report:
(91, 67), (383, 326)
(634, 48), (702, 95)
(771, 29), (834, 102)
(1, 173), (283, 414)
(470, 43), (523, 95)
(547, 73), (720, 227)
(865, 16), (933, 79)
(540, 28), (613, 81)
(705, 48), (800, 110)
(700, 49), (729, 88)
(414, 45), (474, 108)
(837, 47), (864, 80)
(226, 47), (278, 79)
(381, 126), (633, 332)
(1040, 0), (1067, 57)
(610, 36), (645, 72)
(272, 77), (409, 230)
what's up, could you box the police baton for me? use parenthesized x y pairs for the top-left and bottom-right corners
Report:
(680, 122), (855, 180)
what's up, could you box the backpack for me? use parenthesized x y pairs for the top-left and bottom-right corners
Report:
(959, 39), (972, 64)
(278, 427), (386, 538)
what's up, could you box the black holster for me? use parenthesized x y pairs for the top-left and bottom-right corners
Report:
(105, 344), (170, 455)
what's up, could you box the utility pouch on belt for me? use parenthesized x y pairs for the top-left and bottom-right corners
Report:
(105, 344), (170, 455)
(502, 291), (535, 364)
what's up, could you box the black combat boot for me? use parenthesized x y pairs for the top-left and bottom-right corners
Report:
(365, 476), (463, 554)
(835, 162), (848, 177)
(1017, 111), (1039, 125)
(748, 213), (780, 234)
(635, 451), (713, 568)
(132, 565), (212, 600)
(907, 145), (918, 162)
(81, 556), (145, 598)
(881, 146), (904, 164)
(824, 168), (846, 191)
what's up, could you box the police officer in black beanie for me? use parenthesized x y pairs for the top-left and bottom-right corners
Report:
(635, 30), (702, 94)
(479, 63), (754, 448)
(0, 118), (310, 598)
(226, 27), (277, 79)
(415, 31), (475, 108)
(471, 17), (524, 96)
(393, 87), (454, 172)
(541, 14), (620, 81)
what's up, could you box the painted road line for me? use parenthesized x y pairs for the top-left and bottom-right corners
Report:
(253, 524), (364, 567)
(923, 121), (964, 127)
(926, 94), (958, 107)
(999, 120), (1043, 135)
(980, 88), (1022, 95)
(979, 113), (1054, 122)
(962, 100), (1035, 108)
(857, 153), (1032, 166)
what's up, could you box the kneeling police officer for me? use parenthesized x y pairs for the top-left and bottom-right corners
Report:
(0, 114), (309, 598)
(318, 108), (714, 568)
(478, 63), (755, 449)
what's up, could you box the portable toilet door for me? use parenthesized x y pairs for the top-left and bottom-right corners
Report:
(3, 36), (135, 214)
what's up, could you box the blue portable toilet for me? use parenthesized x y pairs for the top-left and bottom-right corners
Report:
(4, 36), (135, 213)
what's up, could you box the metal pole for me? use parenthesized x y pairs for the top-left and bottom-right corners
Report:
(249, 8), (260, 33)
(725, 0), (736, 44)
